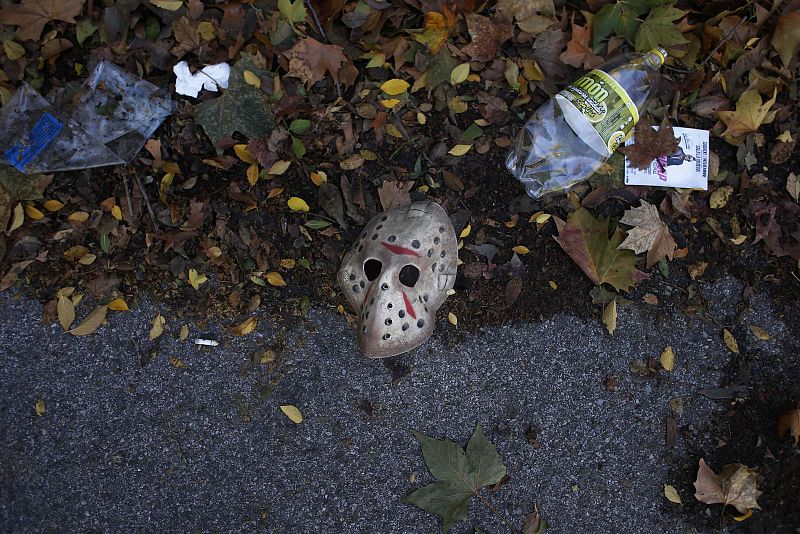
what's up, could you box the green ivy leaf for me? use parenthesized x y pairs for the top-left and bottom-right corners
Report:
(278, 0), (307, 23)
(289, 119), (311, 135)
(593, 0), (649, 46)
(405, 424), (506, 533)
(634, 6), (688, 52)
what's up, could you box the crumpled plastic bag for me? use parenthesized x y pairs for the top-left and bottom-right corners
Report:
(0, 61), (176, 174)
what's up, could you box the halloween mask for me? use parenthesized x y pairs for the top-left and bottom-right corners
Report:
(338, 201), (458, 358)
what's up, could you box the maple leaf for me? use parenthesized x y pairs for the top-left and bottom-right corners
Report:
(554, 208), (649, 292)
(460, 13), (514, 62)
(560, 21), (603, 69)
(778, 408), (800, 445)
(0, 0), (84, 41)
(633, 6), (688, 52)
(405, 424), (506, 533)
(617, 118), (679, 170)
(413, 8), (459, 53)
(285, 37), (348, 88)
(377, 180), (413, 211)
(593, 0), (649, 46)
(717, 89), (777, 140)
(497, 0), (556, 34)
(618, 201), (677, 268)
(771, 11), (800, 67)
(694, 458), (763, 514)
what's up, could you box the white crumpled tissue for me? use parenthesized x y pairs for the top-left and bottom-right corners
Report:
(173, 61), (230, 98)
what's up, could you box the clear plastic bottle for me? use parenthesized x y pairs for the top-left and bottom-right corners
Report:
(506, 48), (667, 198)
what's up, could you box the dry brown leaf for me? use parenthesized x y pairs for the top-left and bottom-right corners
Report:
(57, 293), (75, 331)
(717, 89), (777, 139)
(232, 317), (257, 336)
(460, 13), (513, 62)
(377, 181), (413, 211)
(688, 261), (707, 279)
(69, 305), (108, 336)
(778, 409), (800, 444)
(618, 200), (677, 268)
(559, 21), (602, 69)
(0, 0), (85, 41)
(617, 119), (680, 170)
(149, 313), (165, 341)
(285, 37), (348, 88)
(723, 328), (740, 353)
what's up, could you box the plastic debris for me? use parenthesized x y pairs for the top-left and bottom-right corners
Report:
(0, 61), (176, 174)
(173, 61), (231, 98)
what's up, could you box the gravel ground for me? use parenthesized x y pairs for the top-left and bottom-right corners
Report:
(0, 277), (796, 534)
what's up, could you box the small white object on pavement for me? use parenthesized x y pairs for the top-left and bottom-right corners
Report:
(173, 61), (231, 98)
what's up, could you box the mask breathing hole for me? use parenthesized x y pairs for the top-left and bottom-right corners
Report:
(364, 259), (382, 281)
(399, 265), (420, 287)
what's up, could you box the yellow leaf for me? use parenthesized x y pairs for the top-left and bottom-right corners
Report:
(380, 98), (400, 109)
(733, 509), (753, 522)
(340, 153), (365, 170)
(111, 205), (122, 221)
(168, 356), (186, 368)
(207, 246), (222, 258)
(717, 88), (777, 138)
(660, 346), (675, 371)
(287, 197), (309, 212)
(380, 78), (410, 95)
(417, 112), (427, 125)
(548, 280), (557, 290)
(386, 124), (403, 138)
(179, 324), (189, 341)
(267, 271), (287, 286)
(748, 325), (770, 340)
(35, 399), (46, 416)
(603, 299), (617, 335)
(710, 185), (733, 209)
(310, 171), (327, 186)
(64, 245), (88, 261)
(459, 224), (471, 238)
(43, 199), (64, 212)
(448, 144), (472, 156)
(280, 258), (296, 269)
(8, 203), (24, 233)
(188, 268), (208, 290)
(68, 210), (89, 222)
(243, 70), (261, 88)
(723, 328), (740, 353)
(3, 40), (25, 60)
(151, 0), (183, 10)
(664, 484), (682, 504)
(474, 119), (489, 127)
(467, 73), (480, 82)
(268, 160), (291, 175)
(448, 96), (468, 113)
(234, 144), (257, 164)
(232, 317), (258, 336)
(78, 253), (96, 265)
(450, 62), (470, 85)
(360, 149), (377, 160)
(69, 306), (108, 336)
(267, 187), (284, 199)
(730, 235), (747, 245)
(149, 313), (166, 341)
(25, 204), (44, 220)
(246, 163), (260, 186)
(57, 294), (75, 331)
(197, 21), (215, 41)
(280, 404), (303, 423)
(448, 312), (458, 326)
(108, 298), (129, 311)
(512, 245), (530, 255)
(776, 130), (793, 143)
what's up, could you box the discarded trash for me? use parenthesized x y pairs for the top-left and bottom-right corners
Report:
(194, 338), (220, 347)
(624, 126), (709, 189)
(173, 61), (230, 98)
(0, 61), (175, 174)
(507, 48), (667, 198)
(338, 201), (457, 358)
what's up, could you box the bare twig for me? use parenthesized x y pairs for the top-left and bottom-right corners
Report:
(134, 175), (159, 232)
(122, 173), (134, 222)
(305, 0), (327, 41)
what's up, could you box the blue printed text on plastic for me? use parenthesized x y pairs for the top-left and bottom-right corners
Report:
(4, 112), (63, 172)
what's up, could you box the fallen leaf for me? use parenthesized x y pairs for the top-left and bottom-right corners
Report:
(554, 208), (649, 292)
(664, 484), (682, 504)
(603, 299), (617, 335)
(381, 79), (410, 95)
(57, 293), (75, 331)
(287, 197), (309, 212)
(710, 185), (734, 209)
(660, 346), (675, 371)
(108, 298), (128, 311)
(187, 268), (207, 290)
(448, 312), (457, 326)
(232, 317), (257, 336)
(69, 305), (108, 336)
(498, 0), (555, 34)
(778, 408), (800, 444)
(461, 13), (513, 63)
(280, 404), (303, 423)
(505, 277), (522, 306)
(617, 119), (680, 170)
(35, 399), (46, 416)
(634, 6), (688, 52)
(414, 9), (458, 52)
(377, 181), (413, 211)
(149, 313), (165, 340)
(460, 224), (471, 238)
(450, 63), (470, 85)
(310, 171), (327, 186)
(0, 0), (85, 41)
(448, 144), (472, 156)
(688, 261), (707, 279)
(285, 37), (347, 88)
(511, 245), (529, 255)
(266, 271), (287, 287)
(68, 210), (89, 222)
(786, 173), (799, 202)
(405, 424), (506, 533)
(521, 505), (548, 534)
(723, 329), (739, 353)
(179, 324), (189, 341)
(24, 205), (44, 220)
(694, 459), (763, 514)
(618, 200), (677, 268)
(748, 325), (770, 341)
(771, 11), (800, 67)
(643, 293), (659, 305)
(560, 21), (602, 69)
(717, 89), (777, 139)
(43, 199), (64, 212)
(151, 0), (182, 10)
(380, 98), (400, 109)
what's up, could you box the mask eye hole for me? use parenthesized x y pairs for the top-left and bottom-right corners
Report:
(364, 259), (382, 281)
(399, 265), (420, 287)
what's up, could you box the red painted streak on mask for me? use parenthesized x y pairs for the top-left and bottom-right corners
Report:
(402, 291), (417, 319)
(381, 242), (421, 256)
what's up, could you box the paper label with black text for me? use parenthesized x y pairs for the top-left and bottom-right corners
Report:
(624, 127), (709, 189)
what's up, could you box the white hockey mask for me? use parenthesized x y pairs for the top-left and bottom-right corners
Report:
(338, 201), (458, 358)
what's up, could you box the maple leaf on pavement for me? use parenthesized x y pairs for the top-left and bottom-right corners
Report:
(554, 208), (649, 292)
(0, 0), (85, 41)
(285, 37), (348, 88)
(694, 458), (763, 514)
(559, 20), (603, 69)
(618, 200), (677, 268)
(717, 89), (777, 139)
(617, 118), (679, 170)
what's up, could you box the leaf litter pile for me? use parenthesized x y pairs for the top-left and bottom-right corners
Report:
(0, 0), (799, 531)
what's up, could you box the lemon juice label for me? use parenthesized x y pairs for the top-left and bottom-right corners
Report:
(555, 69), (638, 156)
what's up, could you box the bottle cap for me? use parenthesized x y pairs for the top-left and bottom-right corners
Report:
(650, 48), (668, 64)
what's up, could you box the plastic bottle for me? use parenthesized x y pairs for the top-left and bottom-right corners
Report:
(506, 48), (667, 198)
